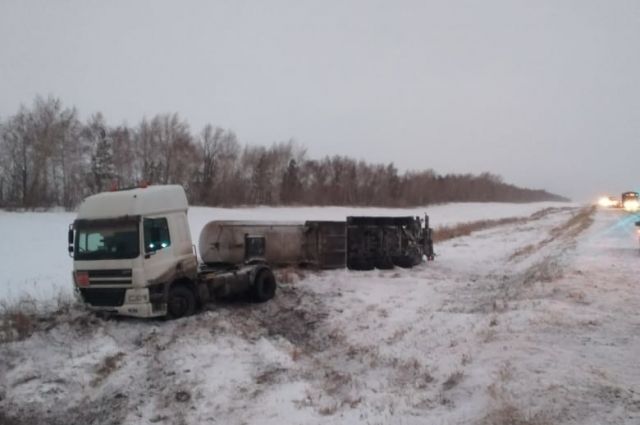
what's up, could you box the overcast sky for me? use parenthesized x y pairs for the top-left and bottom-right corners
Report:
(1, 0), (639, 200)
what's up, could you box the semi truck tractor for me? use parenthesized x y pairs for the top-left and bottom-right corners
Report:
(69, 185), (435, 319)
(68, 185), (276, 319)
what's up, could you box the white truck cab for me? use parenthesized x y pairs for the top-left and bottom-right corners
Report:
(70, 185), (277, 319)
(69, 185), (198, 318)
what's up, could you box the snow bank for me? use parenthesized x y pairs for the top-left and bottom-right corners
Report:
(0, 211), (76, 304)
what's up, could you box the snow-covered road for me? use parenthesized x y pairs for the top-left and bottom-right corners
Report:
(2, 206), (640, 425)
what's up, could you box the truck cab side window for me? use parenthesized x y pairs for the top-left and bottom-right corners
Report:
(144, 218), (171, 253)
(82, 233), (104, 251)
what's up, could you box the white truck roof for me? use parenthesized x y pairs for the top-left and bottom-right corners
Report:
(76, 185), (188, 219)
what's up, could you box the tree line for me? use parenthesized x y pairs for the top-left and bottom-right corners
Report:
(0, 96), (568, 209)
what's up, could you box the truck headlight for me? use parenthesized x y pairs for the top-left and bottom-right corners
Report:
(74, 271), (90, 287)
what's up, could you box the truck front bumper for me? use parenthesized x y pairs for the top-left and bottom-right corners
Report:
(81, 287), (167, 318)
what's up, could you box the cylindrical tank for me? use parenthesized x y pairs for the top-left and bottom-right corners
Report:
(199, 220), (306, 265)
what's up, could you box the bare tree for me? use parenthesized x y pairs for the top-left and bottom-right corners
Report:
(281, 159), (302, 204)
(0, 97), (82, 207)
(194, 125), (240, 204)
(83, 114), (115, 193)
(0, 96), (569, 209)
(152, 113), (191, 185)
(110, 125), (137, 188)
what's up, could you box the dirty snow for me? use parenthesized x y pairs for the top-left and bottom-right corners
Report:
(2, 205), (640, 424)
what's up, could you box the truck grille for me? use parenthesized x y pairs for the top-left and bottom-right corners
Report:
(79, 288), (127, 307)
(83, 269), (133, 285)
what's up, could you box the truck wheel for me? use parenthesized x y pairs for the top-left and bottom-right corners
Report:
(393, 255), (415, 268)
(375, 256), (395, 270)
(168, 285), (196, 319)
(347, 259), (375, 271)
(252, 270), (276, 302)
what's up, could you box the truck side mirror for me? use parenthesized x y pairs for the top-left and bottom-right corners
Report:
(68, 226), (74, 257)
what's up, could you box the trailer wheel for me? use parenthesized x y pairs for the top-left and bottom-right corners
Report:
(375, 256), (395, 270)
(393, 255), (419, 268)
(252, 269), (276, 302)
(347, 259), (375, 271)
(168, 285), (196, 319)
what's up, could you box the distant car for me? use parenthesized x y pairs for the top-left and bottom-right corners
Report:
(622, 192), (640, 212)
(598, 195), (620, 208)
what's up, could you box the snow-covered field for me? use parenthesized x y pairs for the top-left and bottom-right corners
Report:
(3, 204), (640, 424)
(0, 201), (567, 303)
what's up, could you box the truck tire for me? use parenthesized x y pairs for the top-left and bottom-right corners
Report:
(252, 269), (276, 302)
(347, 259), (375, 271)
(168, 285), (196, 319)
(393, 255), (419, 268)
(375, 256), (395, 270)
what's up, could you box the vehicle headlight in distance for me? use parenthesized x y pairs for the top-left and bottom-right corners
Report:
(598, 197), (611, 207)
(624, 200), (640, 211)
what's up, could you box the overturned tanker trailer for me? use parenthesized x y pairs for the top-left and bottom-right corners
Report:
(199, 216), (434, 270)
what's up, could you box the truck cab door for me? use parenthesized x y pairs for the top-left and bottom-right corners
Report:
(143, 217), (177, 284)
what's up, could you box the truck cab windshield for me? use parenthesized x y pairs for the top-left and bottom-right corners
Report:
(75, 221), (140, 260)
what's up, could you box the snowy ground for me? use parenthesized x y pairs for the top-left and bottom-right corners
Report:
(0, 201), (567, 303)
(2, 204), (640, 424)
